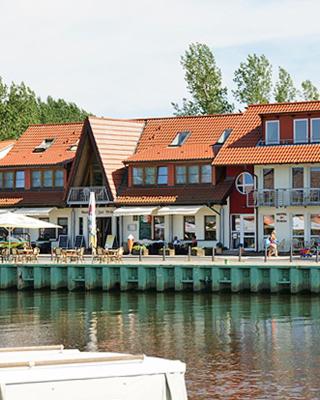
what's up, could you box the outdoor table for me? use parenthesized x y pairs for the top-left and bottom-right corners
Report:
(105, 249), (118, 262)
(17, 248), (34, 262)
(62, 249), (79, 263)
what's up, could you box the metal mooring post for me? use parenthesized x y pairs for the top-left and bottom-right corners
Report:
(188, 245), (191, 262)
(238, 244), (243, 262)
(316, 247), (319, 263)
(162, 246), (166, 262)
(212, 247), (215, 262)
(139, 246), (142, 262)
(264, 246), (267, 263)
(289, 241), (293, 263)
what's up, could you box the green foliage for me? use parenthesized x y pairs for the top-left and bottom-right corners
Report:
(301, 80), (320, 101)
(233, 54), (272, 105)
(274, 67), (297, 102)
(0, 77), (89, 139)
(172, 43), (234, 115)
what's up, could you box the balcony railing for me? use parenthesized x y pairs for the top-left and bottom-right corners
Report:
(247, 188), (320, 207)
(67, 187), (111, 205)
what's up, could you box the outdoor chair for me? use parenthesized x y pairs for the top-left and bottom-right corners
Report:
(78, 247), (85, 263)
(112, 247), (124, 263)
(30, 247), (40, 263)
(54, 247), (64, 263)
(0, 248), (9, 263)
(94, 247), (106, 263)
(11, 248), (21, 263)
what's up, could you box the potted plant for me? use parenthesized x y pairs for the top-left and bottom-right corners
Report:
(132, 244), (149, 256)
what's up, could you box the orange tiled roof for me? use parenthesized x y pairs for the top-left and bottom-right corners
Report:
(88, 117), (145, 198)
(116, 180), (233, 205)
(0, 140), (15, 152)
(0, 191), (65, 207)
(214, 101), (320, 165)
(126, 114), (242, 163)
(0, 122), (84, 167)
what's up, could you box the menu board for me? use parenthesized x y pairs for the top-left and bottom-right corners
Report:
(58, 235), (69, 249)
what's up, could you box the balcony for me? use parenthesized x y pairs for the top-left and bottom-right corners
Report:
(67, 187), (111, 205)
(247, 188), (320, 207)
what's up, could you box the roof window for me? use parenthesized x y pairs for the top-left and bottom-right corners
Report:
(216, 128), (232, 144)
(169, 131), (190, 147)
(33, 138), (54, 153)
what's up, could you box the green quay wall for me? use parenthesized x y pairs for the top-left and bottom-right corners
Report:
(0, 263), (320, 293)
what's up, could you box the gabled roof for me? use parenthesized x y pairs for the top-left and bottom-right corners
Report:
(0, 122), (84, 167)
(87, 117), (145, 198)
(125, 114), (242, 163)
(214, 101), (320, 165)
(116, 180), (234, 205)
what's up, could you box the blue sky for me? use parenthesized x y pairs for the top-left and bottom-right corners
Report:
(1, 0), (320, 118)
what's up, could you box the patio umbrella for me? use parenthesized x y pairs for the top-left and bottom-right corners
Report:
(0, 212), (61, 252)
(88, 192), (97, 255)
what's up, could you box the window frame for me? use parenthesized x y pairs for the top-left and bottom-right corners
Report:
(204, 215), (216, 240)
(153, 216), (165, 240)
(175, 165), (187, 185)
(58, 217), (68, 236)
(132, 167), (144, 186)
(235, 172), (254, 194)
(145, 167), (156, 185)
(188, 165), (200, 184)
(157, 166), (168, 185)
(201, 164), (212, 184)
(294, 118), (308, 144)
(265, 120), (280, 145)
(183, 215), (196, 240)
(54, 170), (64, 187)
(311, 118), (320, 143)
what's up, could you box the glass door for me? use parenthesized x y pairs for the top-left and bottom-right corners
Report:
(231, 214), (256, 250)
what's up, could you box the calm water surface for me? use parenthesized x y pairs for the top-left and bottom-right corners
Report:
(0, 291), (320, 399)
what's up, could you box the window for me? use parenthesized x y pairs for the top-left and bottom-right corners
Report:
(292, 214), (304, 248)
(32, 171), (41, 188)
(79, 217), (83, 235)
(133, 167), (143, 185)
(176, 166), (186, 184)
(184, 216), (196, 240)
(170, 131), (190, 147)
(58, 217), (68, 236)
(263, 215), (275, 237)
(311, 119), (320, 143)
(216, 128), (232, 144)
(204, 216), (216, 240)
(188, 165), (199, 184)
(263, 168), (274, 189)
(292, 167), (304, 188)
(4, 172), (14, 189)
(43, 170), (53, 187)
(294, 119), (308, 143)
(139, 215), (152, 240)
(33, 138), (54, 153)
(235, 172), (254, 194)
(310, 167), (320, 188)
(55, 170), (64, 187)
(154, 216), (165, 240)
(266, 120), (279, 145)
(310, 214), (320, 242)
(39, 218), (56, 240)
(201, 165), (212, 183)
(157, 167), (168, 185)
(15, 171), (25, 189)
(145, 167), (156, 185)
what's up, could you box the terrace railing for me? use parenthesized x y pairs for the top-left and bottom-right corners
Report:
(247, 188), (320, 207)
(67, 187), (111, 205)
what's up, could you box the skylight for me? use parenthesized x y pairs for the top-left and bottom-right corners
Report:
(33, 138), (54, 153)
(216, 128), (232, 145)
(169, 131), (190, 147)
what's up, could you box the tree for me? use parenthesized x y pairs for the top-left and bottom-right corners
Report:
(38, 96), (88, 124)
(301, 80), (319, 101)
(172, 43), (233, 115)
(274, 67), (297, 102)
(233, 54), (272, 105)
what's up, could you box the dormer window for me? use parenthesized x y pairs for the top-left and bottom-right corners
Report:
(265, 121), (279, 145)
(216, 128), (232, 144)
(294, 119), (308, 144)
(33, 138), (54, 153)
(311, 119), (320, 143)
(170, 131), (190, 147)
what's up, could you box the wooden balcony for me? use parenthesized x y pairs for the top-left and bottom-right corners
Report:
(247, 188), (320, 207)
(67, 187), (111, 205)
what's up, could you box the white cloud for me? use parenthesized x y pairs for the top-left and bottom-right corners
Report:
(1, 0), (320, 117)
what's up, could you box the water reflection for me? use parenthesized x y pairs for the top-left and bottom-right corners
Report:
(0, 291), (320, 399)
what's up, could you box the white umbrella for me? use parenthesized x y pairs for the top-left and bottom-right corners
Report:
(0, 212), (61, 252)
(88, 192), (97, 255)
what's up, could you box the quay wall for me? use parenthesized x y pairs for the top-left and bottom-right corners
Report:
(0, 263), (320, 293)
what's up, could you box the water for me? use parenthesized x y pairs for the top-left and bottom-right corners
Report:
(0, 292), (320, 400)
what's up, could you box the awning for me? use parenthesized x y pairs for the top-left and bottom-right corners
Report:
(157, 205), (214, 216)
(13, 207), (56, 217)
(113, 206), (158, 216)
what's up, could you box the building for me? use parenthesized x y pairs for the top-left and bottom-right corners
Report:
(214, 101), (320, 252)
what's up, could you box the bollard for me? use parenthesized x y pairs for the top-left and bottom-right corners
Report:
(162, 246), (166, 262)
(139, 246), (142, 262)
(316, 247), (319, 263)
(238, 245), (242, 262)
(188, 245), (191, 262)
(289, 241), (293, 263)
(264, 246), (267, 262)
(212, 247), (215, 262)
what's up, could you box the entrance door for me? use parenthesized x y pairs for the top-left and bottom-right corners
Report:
(231, 214), (256, 250)
(96, 217), (112, 247)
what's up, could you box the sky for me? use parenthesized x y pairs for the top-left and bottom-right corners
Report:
(1, 0), (320, 118)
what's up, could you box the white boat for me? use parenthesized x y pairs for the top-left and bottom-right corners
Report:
(0, 345), (187, 400)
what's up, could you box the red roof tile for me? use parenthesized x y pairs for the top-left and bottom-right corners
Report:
(116, 180), (233, 205)
(88, 117), (145, 198)
(0, 191), (64, 207)
(0, 140), (15, 153)
(126, 114), (242, 163)
(214, 101), (320, 165)
(0, 122), (84, 167)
